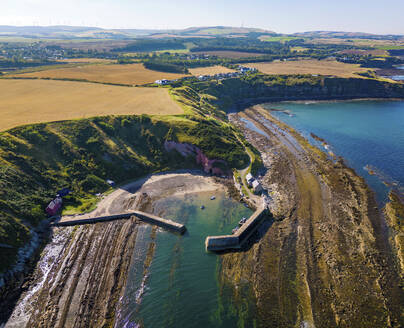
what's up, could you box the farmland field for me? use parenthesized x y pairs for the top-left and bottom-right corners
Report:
(245, 59), (372, 77)
(189, 65), (236, 75)
(57, 58), (115, 63)
(291, 46), (309, 52)
(310, 37), (404, 49)
(259, 36), (300, 42)
(10, 63), (188, 85)
(0, 79), (183, 131)
(339, 49), (388, 56)
(49, 40), (132, 51)
(191, 50), (265, 58)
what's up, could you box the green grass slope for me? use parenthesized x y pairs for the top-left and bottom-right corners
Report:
(0, 114), (248, 273)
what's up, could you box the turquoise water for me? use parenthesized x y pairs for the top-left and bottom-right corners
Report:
(117, 191), (254, 328)
(265, 100), (404, 202)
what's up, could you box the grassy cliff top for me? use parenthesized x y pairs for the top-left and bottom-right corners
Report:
(0, 112), (248, 273)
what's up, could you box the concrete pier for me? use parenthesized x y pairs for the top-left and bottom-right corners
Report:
(53, 210), (186, 234)
(205, 206), (267, 251)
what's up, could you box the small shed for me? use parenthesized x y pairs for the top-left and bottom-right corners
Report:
(252, 180), (263, 194)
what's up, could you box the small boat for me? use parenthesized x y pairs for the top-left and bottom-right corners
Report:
(210, 196), (216, 200)
(200, 205), (205, 210)
(232, 227), (239, 234)
(238, 217), (247, 226)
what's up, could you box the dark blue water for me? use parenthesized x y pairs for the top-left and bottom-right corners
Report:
(264, 100), (404, 202)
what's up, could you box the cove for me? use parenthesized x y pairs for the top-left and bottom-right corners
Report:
(115, 191), (255, 328)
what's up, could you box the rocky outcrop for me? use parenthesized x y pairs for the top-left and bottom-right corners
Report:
(23, 219), (141, 328)
(384, 191), (404, 279)
(164, 140), (228, 176)
(222, 108), (404, 328)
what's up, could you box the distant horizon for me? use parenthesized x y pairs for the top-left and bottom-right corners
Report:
(1, 0), (403, 35)
(0, 24), (402, 37)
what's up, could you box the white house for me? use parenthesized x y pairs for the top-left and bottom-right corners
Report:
(252, 180), (263, 194)
(155, 79), (169, 85)
(246, 173), (254, 186)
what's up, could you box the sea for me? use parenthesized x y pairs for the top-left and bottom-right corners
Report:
(120, 100), (404, 327)
(264, 100), (404, 202)
(115, 191), (256, 328)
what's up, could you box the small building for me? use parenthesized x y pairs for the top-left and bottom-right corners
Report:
(252, 180), (263, 194)
(46, 197), (63, 216)
(246, 173), (254, 186)
(155, 79), (169, 85)
(106, 179), (115, 187)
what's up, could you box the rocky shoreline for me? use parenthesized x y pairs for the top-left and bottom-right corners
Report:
(223, 106), (404, 328)
(4, 172), (227, 327)
(3, 107), (404, 327)
(384, 191), (404, 281)
(0, 221), (53, 326)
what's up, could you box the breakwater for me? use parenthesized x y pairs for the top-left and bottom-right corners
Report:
(205, 206), (268, 251)
(53, 210), (186, 234)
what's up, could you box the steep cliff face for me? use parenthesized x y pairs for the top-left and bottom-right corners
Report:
(184, 75), (404, 112)
(164, 141), (229, 176)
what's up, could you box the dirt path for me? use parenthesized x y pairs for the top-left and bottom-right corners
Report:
(223, 106), (404, 328)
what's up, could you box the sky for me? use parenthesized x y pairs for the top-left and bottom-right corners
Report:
(0, 0), (403, 35)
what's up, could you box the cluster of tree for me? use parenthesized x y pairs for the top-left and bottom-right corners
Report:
(134, 52), (310, 73)
(388, 49), (404, 56)
(117, 57), (135, 64)
(0, 59), (59, 70)
(113, 39), (187, 52)
(190, 37), (290, 54)
(144, 60), (188, 73)
(336, 54), (403, 68)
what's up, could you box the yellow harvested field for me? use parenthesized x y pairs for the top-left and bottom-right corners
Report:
(0, 79), (183, 131)
(192, 51), (264, 59)
(11, 63), (187, 85)
(57, 58), (115, 64)
(245, 59), (372, 78)
(189, 65), (236, 76)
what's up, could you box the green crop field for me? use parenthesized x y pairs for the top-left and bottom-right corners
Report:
(260, 36), (301, 42)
